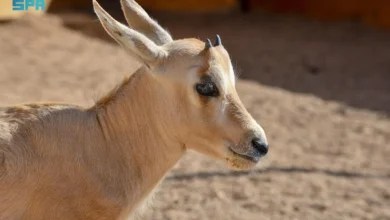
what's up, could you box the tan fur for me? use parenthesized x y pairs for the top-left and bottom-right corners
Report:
(0, 1), (268, 219)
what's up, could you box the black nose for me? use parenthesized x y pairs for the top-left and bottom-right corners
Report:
(251, 138), (268, 156)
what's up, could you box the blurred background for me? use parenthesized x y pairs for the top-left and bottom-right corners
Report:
(0, 0), (389, 219)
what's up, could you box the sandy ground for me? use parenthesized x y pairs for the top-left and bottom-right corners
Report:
(0, 11), (389, 220)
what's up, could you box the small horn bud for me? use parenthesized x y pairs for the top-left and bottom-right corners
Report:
(215, 34), (222, 46)
(205, 39), (212, 49)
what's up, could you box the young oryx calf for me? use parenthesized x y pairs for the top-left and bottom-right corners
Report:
(0, 0), (269, 219)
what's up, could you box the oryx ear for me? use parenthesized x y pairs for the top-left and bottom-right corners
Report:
(120, 0), (173, 45)
(93, 0), (167, 66)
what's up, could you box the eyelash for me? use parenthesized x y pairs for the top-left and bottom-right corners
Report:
(195, 81), (219, 97)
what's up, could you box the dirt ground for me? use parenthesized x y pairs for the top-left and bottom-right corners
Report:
(0, 10), (389, 220)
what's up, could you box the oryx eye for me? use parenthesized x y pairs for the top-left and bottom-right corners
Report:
(195, 81), (219, 97)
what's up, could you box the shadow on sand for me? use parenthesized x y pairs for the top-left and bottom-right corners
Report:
(166, 166), (390, 181)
